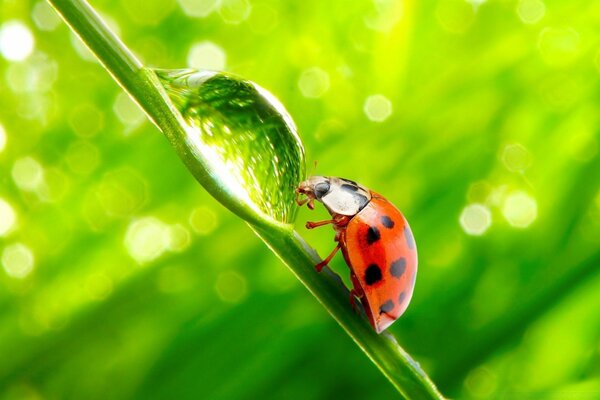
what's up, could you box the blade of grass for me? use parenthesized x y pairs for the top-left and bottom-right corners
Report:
(46, 0), (445, 397)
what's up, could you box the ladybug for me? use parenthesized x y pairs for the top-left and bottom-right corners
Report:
(296, 176), (417, 333)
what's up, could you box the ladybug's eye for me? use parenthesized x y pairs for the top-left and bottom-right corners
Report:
(314, 181), (330, 198)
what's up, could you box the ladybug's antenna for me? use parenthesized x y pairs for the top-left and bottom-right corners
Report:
(309, 160), (318, 177)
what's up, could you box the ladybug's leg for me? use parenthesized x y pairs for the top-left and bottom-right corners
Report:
(307, 214), (351, 230)
(314, 244), (341, 272)
(306, 219), (335, 229)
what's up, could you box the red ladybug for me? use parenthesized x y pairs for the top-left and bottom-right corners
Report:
(296, 176), (417, 333)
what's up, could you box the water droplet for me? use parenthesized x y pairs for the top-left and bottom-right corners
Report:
(0, 198), (17, 236)
(0, 20), (35, 62)
(364, 94), (393, 122)
(156, 69), (305, 224)
(502, 191), (538, 228)
(2, 243), (35, 279)
(460, 203), (492, 236)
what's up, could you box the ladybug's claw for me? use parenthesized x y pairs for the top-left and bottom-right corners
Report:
(349, 290), (361, 314)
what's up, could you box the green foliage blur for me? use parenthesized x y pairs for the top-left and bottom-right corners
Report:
(1, 0), (600, 399)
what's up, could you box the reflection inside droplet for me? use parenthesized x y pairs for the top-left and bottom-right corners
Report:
(156, 69), (305, 224)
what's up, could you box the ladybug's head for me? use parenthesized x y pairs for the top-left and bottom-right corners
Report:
(296, 176), (331, 210)
(296, 176), (372, 216)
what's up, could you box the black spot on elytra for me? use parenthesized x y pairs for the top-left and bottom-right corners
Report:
(390, 258), (406, 278)
(398, 291), (406, 305)
(365, 263), (382, 285)
(381, 215), (395, 229)
(366, 226), (381, 244)
(379, 300), (394, 314)
(355, 193), (369, 210)
(404, 225), (415, 249)
(341, 183), (358, 193)
(314, 181), (330, 198)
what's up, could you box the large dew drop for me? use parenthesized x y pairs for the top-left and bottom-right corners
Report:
(155, 69), (305, 224)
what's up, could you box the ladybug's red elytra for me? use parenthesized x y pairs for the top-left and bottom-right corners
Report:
(296, 176), (417, 333)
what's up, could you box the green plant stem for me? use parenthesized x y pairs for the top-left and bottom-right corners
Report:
(255, 225), (445, 399)
(47, 1), (445, 398)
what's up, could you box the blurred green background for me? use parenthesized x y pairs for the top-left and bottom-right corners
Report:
(1, 0), (600, 398)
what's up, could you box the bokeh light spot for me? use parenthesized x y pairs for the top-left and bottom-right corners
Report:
(187, 41), (226, 71)
(96, 168), (148, 217)
(215, 270), (248, 303)
(364, 0), (404, 32)
(113, 92), (145, 131)
(32, 1), (62, 31)
(0, 198), (17, 237)
(122, 0), (176, 26)
(189, 206), (218, 235)
(364, 94), (393, 122)
(70, 33), (96, 62)
(460, 204), (492, 236)
(12, 157), (44, 192)
(69, 104), (105, 137)
(248, 4), (278, 34)
(218, 0), (252, 24)
(517, 0), (545, 25)
(6, 52), (58, 94)
(86, 273), (113, 300)
(501, 143), (532, 173)
(465, 366), (498, 398)
(2, 243), (35, 279)
(502, 191), (538, 228)
(298, 67), (330, 98)
(538, 27), (579, 66)
(0, 122), (6, 153)
(66, 141), (101, 175)
(0, 20), (35, 62)
(167, 224), (192, 252)
(125, 217), (171, 264)
(178, 0), (219, 18)
(435, 0), (475, 34)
